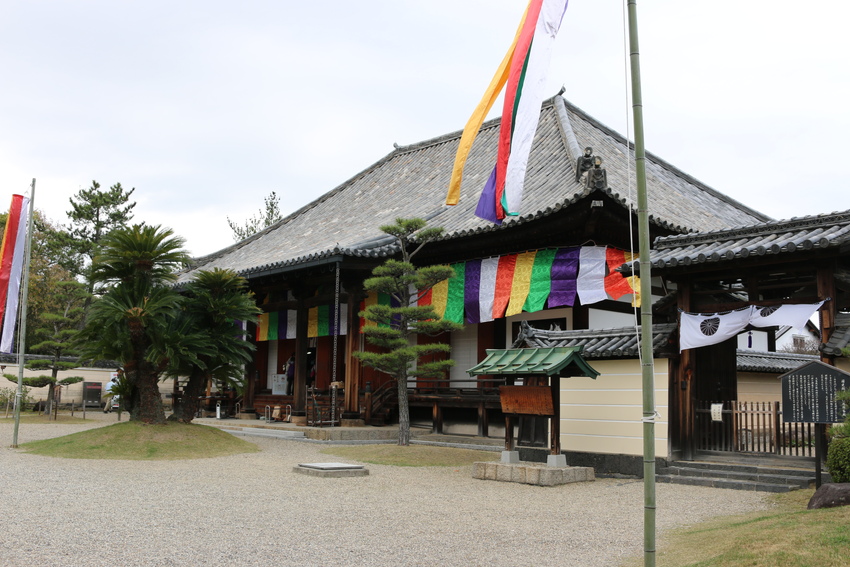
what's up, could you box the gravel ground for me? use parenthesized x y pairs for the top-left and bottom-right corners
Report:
(0, 414), (772, 567)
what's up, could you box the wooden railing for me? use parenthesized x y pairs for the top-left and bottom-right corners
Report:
(695, 400), (825, 458)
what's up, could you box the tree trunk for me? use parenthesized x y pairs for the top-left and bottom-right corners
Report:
(169, 369), (206, 423)
(126, 360), (166, 424)
(397, 375), (410, 446)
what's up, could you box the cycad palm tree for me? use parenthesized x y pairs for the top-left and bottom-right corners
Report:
(165, 268), (259, 422)
(77, 224), (189, 424)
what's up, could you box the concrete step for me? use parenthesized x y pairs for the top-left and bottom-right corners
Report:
(657, 466), (812, 489)
(214, 426), (306, 440)
(667, 459), (816, 477)
(654, 459), (828, 492)
(655, 474), (799, 493)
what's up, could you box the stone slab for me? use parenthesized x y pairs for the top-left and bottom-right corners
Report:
(472, 461), (595, 486)
(293, 464), (369, 478)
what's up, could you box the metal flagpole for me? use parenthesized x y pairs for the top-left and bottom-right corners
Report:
(625, 2), (657, 565)
(11, 179), (36, 448)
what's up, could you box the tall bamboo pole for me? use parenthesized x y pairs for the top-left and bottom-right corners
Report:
(11, 179), (36, 448)
(626, 2), (656, 565)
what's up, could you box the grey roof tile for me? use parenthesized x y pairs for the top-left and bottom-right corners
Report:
(513, 320), (678, 358)
(647, 210), (850, 270)
(178, 96), (768, 283)
(736, 350), (820, 373)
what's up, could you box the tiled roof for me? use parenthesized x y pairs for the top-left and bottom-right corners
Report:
(736, 350), (820, 373)
(645, 210), (850, 270)
(513, 320), (678, 358)
(822, 313), (850, 357)
(178, 96), (767, 283)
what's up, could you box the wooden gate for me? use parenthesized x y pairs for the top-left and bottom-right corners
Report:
(695, 400), (817, 457)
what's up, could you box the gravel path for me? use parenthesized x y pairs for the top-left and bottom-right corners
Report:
(0, 415), (772, 567)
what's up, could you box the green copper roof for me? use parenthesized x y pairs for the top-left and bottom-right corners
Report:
(466, 347), (599, 378)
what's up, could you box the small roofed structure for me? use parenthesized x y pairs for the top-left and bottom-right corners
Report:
(467, 347), (599, 460)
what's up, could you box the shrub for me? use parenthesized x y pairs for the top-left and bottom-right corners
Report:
(827, 436), (850, 483)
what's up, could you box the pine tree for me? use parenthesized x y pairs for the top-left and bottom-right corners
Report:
(354, 218), (462, 445)
(227, 191), (282, 241)
(65, 180), (136, 297)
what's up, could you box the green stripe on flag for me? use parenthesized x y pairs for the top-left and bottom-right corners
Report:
(444, 262), (466, 323)
(317, 305), (330, 337)
(267, 312), (279, 341)
(524, 248), (556, 312)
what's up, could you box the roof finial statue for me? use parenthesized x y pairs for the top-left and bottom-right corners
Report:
(575, 146), (594, 183)
(585, 155), (608, 191)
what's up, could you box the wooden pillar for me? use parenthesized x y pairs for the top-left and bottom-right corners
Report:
(817, 264), (836, 365)
(550, 374), (561, 455)
(432, 402), (443, 434)
(677, 281), (695, 461)
(477, 401), (489, 437)
(342, 293), (364, 421)
(292, 298), (309, 415)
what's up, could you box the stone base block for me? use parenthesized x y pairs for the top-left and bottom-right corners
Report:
(293, 463), (369, 478)
(501, 451), (520, 464)
(340, 418), (366, 427)
(547, 454), (568, 468)
(472, 461), (595, 486)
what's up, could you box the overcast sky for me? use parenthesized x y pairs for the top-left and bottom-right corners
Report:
(1, 1), (847, 257)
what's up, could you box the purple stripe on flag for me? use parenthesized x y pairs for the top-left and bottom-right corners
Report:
(329, 305), (339, 336)
(475, 166), (502, 225)
(278, 310), (288, 339)
(464, 259), (482, 324)
(548, 247), (579, 307)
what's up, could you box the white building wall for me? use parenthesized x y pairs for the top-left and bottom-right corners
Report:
(559, 358), (669, 457)
(449, 324), (479, 387)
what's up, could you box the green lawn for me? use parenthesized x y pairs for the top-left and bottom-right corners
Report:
(18, 421), (259, 460)
(321, 443), (499, 467)
(622, 489), (850, 567)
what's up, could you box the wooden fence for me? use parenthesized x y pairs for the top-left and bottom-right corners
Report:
(695, 400), (823, 458)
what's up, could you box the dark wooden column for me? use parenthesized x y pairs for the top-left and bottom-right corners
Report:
(292, 297), (309, 416)
(677, 281), (695, 461)
(818, 264), (836, 365)
(342, 291), (365, 421)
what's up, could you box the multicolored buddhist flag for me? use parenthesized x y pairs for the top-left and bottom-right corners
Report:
(257, 304), (347, 341)
(446, 0), (570, 223)
(0, 195), (30, 353)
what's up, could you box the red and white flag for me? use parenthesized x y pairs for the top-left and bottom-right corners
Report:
(0, 194), (30, 353)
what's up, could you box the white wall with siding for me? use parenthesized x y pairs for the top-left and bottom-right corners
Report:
(558, 358), (669, 457)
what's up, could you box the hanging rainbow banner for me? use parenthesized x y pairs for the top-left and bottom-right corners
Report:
(445, 0), (570, 224)
(0, 194), (31, 353)
(359, 246), (638, 328)
(256, 303), (348, 342)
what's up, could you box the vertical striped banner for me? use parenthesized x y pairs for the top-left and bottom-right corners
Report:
(0, 194), (28, 347)
(523, 248), (556, 312)
(317, 304), (330, 337)
(464, 259), (482, 324)
(444, 263), (466, 323)
(267, 311), (279, 341)
(577, 246), (608, 305)
(506, 250), (537, 316)
(492, 254), (518, 319)
(430, 279), (449, 318)
(256, 313), (269, 341)
(604, 248), (635, 300)
(307, 307), (319, 338)
(478, 256), (499, 323)
(548, 247), (579, 307)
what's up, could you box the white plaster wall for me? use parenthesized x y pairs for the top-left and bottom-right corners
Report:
(558, 358), (669, 457)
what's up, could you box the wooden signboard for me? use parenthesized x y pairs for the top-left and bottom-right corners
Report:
(499, 386), (555, 417)
(781, 361), (850, 424)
